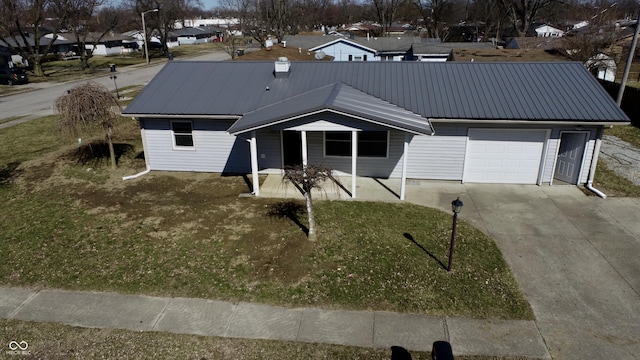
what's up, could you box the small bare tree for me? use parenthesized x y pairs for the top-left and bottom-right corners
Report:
(283, 163), (332, 241)
(54, 81), (121, 169)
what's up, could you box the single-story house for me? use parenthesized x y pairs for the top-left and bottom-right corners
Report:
(171, 26), (224, 45)
(122, 60), (629, 200)
(535, 25), (565, 37)
(282, 35), (453, 62)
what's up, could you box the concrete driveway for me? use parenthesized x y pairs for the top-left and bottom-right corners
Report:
(404, 182), (640, 359)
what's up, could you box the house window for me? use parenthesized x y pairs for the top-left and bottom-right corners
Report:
(358, 131), (388, 157)
(325, 131), (388, 158)
(325, 132), (352, 156)
(172, 121), (194, 148)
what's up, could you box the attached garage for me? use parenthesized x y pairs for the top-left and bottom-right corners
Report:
(463, 129), (549, 184)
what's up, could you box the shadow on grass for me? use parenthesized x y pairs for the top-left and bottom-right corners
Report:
(403, 232), (446, 270)
(69, 140), (135, 167)
(267, 200), (309, 235)
(0, 162), (22, 185)
(390, 346), (413, 360)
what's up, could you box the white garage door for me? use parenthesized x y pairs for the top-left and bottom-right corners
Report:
(464, 129), (548, 184)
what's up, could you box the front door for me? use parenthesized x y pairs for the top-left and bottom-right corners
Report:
(282, 131), (302, 167)
(554, 132), (587, 184)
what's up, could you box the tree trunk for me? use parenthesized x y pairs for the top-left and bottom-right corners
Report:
(33, 61), (44, 77)
(304, 190), (316, 241)
(107, 126), (116, 169)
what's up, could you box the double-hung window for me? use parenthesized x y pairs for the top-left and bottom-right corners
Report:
(324, 131), (388, 158)
(172, 121), (194, 148)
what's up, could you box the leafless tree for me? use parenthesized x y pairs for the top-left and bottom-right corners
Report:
(54, 0), (120, 70)
(283, 163), (332, 241)
(0, 0), (67, 76)
(496, 0), (558, 37)
(560, 1), (625, 75)
(413, 0), (457, 39)
(371, 0), (404, 36)
(466, 0), (510, 42)
(130, 0), (202, 57)
(54, 82), (121, 169)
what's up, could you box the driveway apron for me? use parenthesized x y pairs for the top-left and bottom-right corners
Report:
(406, 183), (640, 359)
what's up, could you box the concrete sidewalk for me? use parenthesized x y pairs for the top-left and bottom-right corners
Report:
(0, 287), (550, 358)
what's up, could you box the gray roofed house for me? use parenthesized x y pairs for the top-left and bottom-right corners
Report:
(122, 60), (629, 200)
(281, 35), (453, 61)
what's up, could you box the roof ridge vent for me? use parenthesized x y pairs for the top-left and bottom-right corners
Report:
(275, 57), (290, 78)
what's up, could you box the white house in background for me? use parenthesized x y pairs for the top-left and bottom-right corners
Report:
(174, 18), (239, 29)
(282, 35), (453, 62)
(586, 53), (617, 82)
(535, 25), (565, 37)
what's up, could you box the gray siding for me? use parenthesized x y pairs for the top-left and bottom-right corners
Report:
(406, 125), (467, 180)
(256, 130), (282, 172)
(142, 119), (250, 173)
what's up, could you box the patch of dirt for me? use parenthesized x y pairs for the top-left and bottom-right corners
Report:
(13, 147), (316, 285)
(454, 48), (570, 62)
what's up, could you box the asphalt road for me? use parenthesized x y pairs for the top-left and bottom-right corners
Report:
(0, 51), (230, 125)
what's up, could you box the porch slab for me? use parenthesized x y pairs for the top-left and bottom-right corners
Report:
(259, 174), (405, 203)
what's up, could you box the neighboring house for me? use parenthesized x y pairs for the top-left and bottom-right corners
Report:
(122, 61), (629, 200)
(535, 25), (565, 37)
(174, 18), (239, 29)
(82, 33), (137, 56)
(282, 35), (453, 61)
(171, 26), (224, 45)
(586, 53), (617, 82)
(123, 30), (174, 50)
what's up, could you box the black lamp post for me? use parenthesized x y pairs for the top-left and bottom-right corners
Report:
(109, 75), (120, 99)
(447, 197), (463, 272)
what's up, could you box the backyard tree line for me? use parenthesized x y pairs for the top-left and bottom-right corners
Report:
(0, 0), (638, 74)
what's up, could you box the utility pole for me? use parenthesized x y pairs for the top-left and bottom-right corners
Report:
(617, 14), (640, 106)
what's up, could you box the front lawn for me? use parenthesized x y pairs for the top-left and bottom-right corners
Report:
(0, 116), (532, 320)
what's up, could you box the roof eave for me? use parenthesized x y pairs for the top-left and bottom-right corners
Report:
(430, 118), (630, 126)
(229, 108), (433, 136)
(121, 113), (241, 120)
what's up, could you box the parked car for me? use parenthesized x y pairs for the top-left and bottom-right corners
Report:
(0, 67), (28, 85)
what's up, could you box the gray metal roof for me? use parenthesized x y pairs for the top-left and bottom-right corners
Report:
(123, 61), (629, 125)
(227, 82), (434, 135)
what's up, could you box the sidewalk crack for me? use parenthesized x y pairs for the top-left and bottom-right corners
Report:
(8, 290), (40, 319)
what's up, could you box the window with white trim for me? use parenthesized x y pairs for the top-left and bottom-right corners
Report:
(324, 131), (388, 158)
(171, 121), (194, 148)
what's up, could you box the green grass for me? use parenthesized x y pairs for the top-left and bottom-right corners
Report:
(0, 115), (66, 166)
(594, 125), (640, 197)
(0, 115), (532, 320)
(605, 124), (640, 148)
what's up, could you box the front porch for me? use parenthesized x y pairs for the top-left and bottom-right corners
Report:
(258, 174), (408, 202)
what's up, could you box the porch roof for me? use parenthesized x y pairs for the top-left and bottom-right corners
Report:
(227, 82), (434, 135)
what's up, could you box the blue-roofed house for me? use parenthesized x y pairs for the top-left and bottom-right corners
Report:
(122, 60), (629, 200)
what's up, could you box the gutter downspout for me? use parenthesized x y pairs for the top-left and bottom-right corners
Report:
(122, 166), (151, 181)
(586, 127), (607, 198)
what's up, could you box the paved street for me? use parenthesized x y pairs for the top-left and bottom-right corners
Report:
(0, 51), (230, 128)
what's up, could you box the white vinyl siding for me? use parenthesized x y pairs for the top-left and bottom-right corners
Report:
(256, 130), (282, 173)
(142, 119), (250, 173)
(405, 126), (467, 180)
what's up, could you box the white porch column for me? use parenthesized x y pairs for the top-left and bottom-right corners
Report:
(301, 131), (308, 166)
(250, 131), (259, 196)
(351, 131), (357, 199)
(400, 133), (410, 201)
